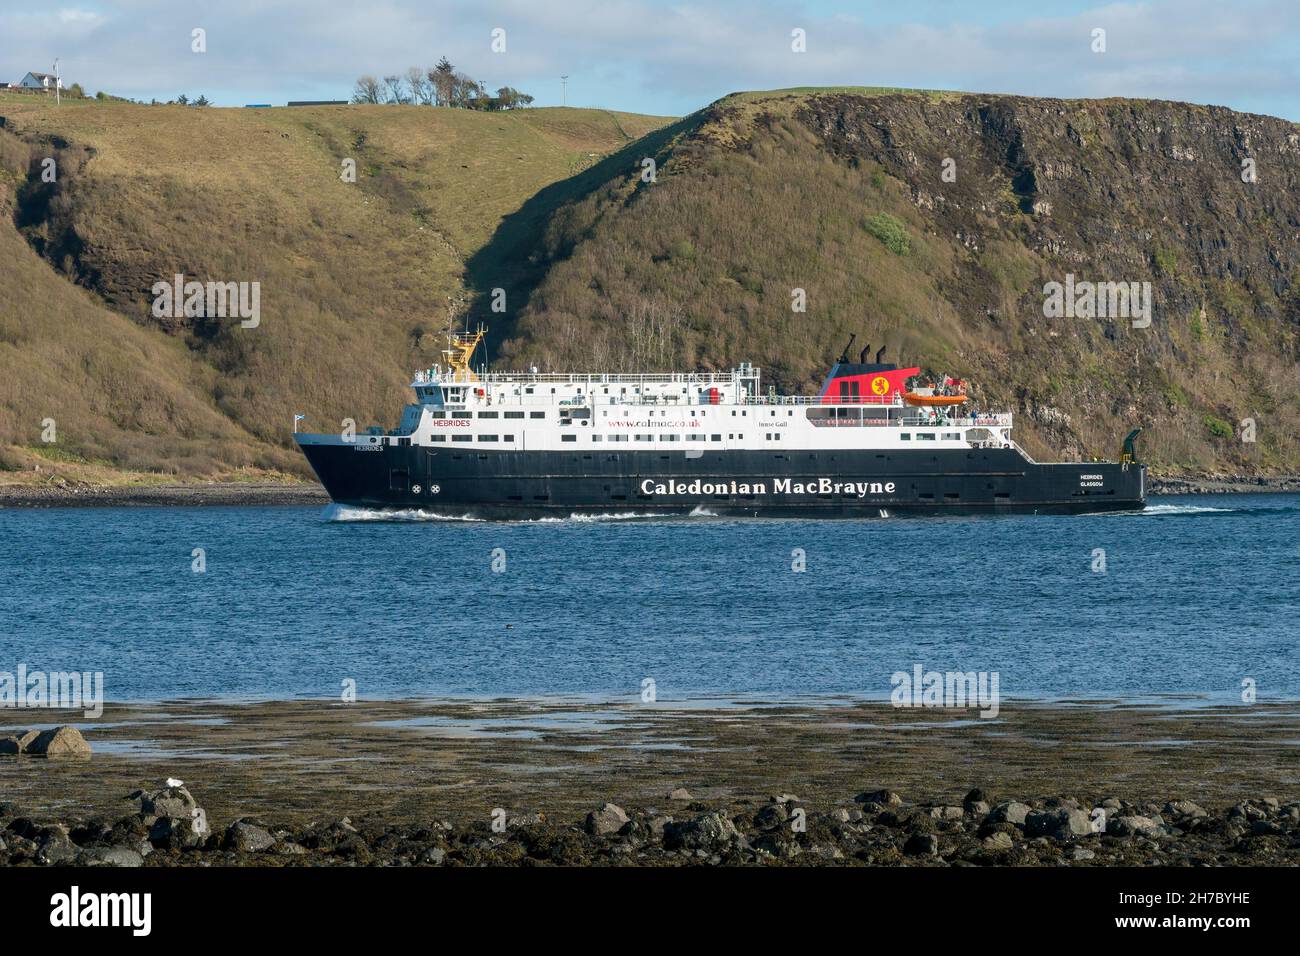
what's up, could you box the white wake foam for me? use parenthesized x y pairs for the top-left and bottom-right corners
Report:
(1140, 503), (1235, 516)
(323, 504), (485, 522)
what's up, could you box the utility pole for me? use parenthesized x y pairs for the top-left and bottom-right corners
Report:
(54, 59), (60, 105)
(560, 75), (568, 107)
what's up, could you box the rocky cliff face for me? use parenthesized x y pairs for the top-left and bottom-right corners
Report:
(499, 91), (1300, 472)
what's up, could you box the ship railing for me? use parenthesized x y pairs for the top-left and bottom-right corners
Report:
(415, 370), (753, 387)
(805, 415), (1012, 428)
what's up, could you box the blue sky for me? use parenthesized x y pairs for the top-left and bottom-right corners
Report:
(2, 0), (1298, 119)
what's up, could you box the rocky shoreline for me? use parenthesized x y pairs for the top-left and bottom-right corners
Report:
(1147, 474), (1300, 495)
(4, 780), (1297, 867)
(0, 481), (330, 508)
(3, 698), (1299, 866)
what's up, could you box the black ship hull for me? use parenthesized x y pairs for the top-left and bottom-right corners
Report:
(296, 440), (1146, 518)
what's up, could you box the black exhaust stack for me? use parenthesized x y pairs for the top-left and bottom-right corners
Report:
(876, 345), (886, 363)
(838, 334), (856, 364)
(858, 343), (872, 364)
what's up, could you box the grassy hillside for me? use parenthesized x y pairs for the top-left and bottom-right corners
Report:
(496, 89), (1300, 471)
(0, 97), (672, 483)
(2, 88), (1297, 482)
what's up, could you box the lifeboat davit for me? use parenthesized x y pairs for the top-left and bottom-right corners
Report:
(904, 392), (968, 407)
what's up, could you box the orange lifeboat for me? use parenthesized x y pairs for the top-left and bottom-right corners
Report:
(904, 392), (968, 407)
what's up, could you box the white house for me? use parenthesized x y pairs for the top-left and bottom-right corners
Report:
(18, 72), (63, 91)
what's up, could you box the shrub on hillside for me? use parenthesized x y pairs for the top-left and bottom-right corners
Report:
(864, 213), (910, 255)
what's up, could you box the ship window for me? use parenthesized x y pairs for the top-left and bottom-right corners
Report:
(503, 435), (514, 442)
(529, 411), (545, 419)
(711, 434), (722, 441)
(610, 434), (628, 442)
(504, 411), (524, 419)
(942, 432), (959, 440)
(995, 493), (1010, 499)
(479, 411), (498, 418)
(919, 492), (934, 499)
(593, 435), (602, 442)
(770, 410), (776, 416)
(561, 435), (576, 442)
(764, 433), (772, 441)
(429, 435), (446, 442)
(687, 434), (705, 441)
(430, 411), (446, 419)
(900, 433), (911, 440)
(478, 435), (498, 442)
(945, 492), (959, 499)
(452, 435), (472, 442)
(635, 435), (653, 442)
(452, 412), (472, 419)
(660, 434), (679, 442)
(525, 387), (534, 394)
(918, 433), (936, 441)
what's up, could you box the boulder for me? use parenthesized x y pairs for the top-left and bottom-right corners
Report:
(584, 802), (629, 836)
(26, 726), (91, 758)
(35, 826), (77, 865)
(988, 801), (1032, 826)
(224, 820), (275, 852)
(0, 731), (40, 755)
(149, 811), (208, 849)
(903, 833), (939, 856)
(1163, 800), (1208, 819)
(139, 785), (198, 820)
(664, 812), (742, 851)
(928, 806), (965, 821)
(1107, 815), (1161, 837)
(79, 846), (145, 867)
(755, 804), (789, 829)
(856, 789), (903, 806)
(668, 788), (692, 801)
(981, 831), (1013, 851)
(417, 846), (446, 865)
(1025, 808), (1092, 840)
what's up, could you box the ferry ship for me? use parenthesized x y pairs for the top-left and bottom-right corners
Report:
(295, 329), (1146, 517)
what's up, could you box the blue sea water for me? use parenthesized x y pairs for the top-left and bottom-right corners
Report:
(2, 495), (1299, 702)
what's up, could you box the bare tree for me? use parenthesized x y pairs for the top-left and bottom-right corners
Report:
(406, 66), (433, 105)
(383, 75), (409, 104)
(351, 75), (382, 104)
